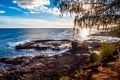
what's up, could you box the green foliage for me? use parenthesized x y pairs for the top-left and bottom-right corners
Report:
(59, 69), (83, 80)
(74, 69), (83, 78)
(100, 42), (115, 59)
(88, 52), (99, 63)
(59, 76), (69, 80)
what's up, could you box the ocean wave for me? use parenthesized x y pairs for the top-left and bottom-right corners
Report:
(15, 48), (70, 57)
(91, 36), (120, 42)
(7, 39), (31, 47)
(0, 28), (72, 58)
(56, 29), (72, 40)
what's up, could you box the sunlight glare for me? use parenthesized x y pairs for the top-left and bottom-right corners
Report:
(79, 28), (89, 39)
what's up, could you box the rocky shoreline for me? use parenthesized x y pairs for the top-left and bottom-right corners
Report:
(0, 39), (119, 80)
(15, 40), (71, 51)
(0, 52), (89, 80)
(0, 39), (101, 80)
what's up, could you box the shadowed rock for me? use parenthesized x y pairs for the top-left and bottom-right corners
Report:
(100, 55), (116, 64)
(0, 52), (88, 80)
(71, 41), (89, 53)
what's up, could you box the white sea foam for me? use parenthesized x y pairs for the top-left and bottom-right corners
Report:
(7, 39), (31, 47)
(54, 29), (72, 40)
(90, 36), (120, 42)
(12, 48), (69, 57)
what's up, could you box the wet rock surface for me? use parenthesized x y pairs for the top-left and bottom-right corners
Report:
(0, 52), (89, 80)
(15, 40), (71, 51)
(0, 39), (102, 80)
(15, 39), (101, 55)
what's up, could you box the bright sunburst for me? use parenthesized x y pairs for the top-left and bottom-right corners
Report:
(79, 28), (89, 39)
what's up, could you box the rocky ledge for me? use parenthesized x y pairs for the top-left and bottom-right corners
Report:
(15, 39), (100, 54)
(15, 40), (71, 51)
(0, 39), (101, 80)
(0, 52), (89, 80)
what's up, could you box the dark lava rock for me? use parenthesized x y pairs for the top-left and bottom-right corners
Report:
(113, 50), (118, 56)
(89, 64), (100, 70)
(100, 55), (116, 63)
(15, 40), (71, 52)
(0, 58), (15, 64)
(35, 46), (50, 50)
(0, 57), (31, 65)
(0, 52), (89, 80)
(0, 67), (7, 76)
(100, 55), (116, 67)
(90, 42), (100, 48)
(71, 41), (89, 53)
(1, 40), (102, 80)
(15, 42), (36, 50)
(91, 68), (99, 74)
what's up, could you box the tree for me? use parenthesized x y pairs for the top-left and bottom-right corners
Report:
(54, 0), (120, 38)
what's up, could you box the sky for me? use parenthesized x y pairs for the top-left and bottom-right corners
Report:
(0, 0), (73, 28)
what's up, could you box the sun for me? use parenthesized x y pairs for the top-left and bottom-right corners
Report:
(79, 28), (89, 39)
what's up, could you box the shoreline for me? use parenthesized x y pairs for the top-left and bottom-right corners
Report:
(0, 39), (98, 79)
(0, 29), (120, 79)
(0, 39), (120, 80)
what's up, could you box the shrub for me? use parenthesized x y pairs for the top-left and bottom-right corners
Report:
(88, 52), (99, 63)
(100, 42), (115, 59)
(74, 69), (83, 78)
(59, 76), (69, 80)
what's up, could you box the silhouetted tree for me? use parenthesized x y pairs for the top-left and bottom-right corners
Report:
(54, 0), (120, 38)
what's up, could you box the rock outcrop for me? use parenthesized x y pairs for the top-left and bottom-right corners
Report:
(15, 40), (71, 51)
(0, 39), (109, 80)
(0, 52), (89, 80)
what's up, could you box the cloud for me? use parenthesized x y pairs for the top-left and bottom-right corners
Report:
(13, 0), (60, 15)
(29, 6), (60, 15)
(13, 0), (50, 9)
(0, 10), (6, 14)
(0, 16), (73, 28)
(8, 6), (22, 12)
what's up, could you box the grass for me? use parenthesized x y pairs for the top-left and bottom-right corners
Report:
(88, 52), (99, 63)
(100, 42), (115, 59)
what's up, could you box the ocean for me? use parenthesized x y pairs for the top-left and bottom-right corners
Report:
(0, 28), (72, 58)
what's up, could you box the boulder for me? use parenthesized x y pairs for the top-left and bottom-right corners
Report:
(90, 42), (100, 48)
(71, 41), (89, 53)
(15, 42), (36, 50)
(100, 55), (116, 64)
(113, 50), (118, 56)
(91, 68), (99, 74)
(0, 67), (7, 76)
(0, 57), (31, 65)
